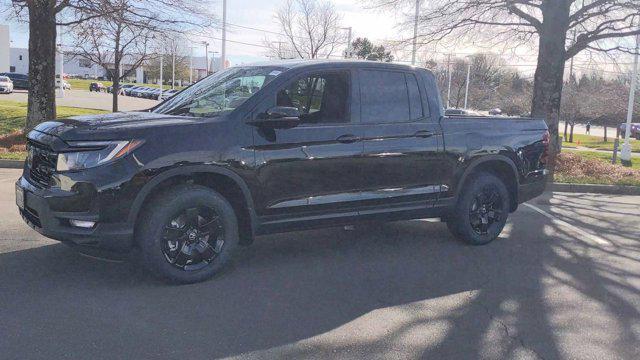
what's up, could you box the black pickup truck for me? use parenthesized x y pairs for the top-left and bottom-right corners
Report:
(16, 60), (549, 283)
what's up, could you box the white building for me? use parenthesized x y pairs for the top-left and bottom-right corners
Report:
(0, 25), (10, 73)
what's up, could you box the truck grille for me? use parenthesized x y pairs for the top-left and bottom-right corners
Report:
(27, 142), (57, 187)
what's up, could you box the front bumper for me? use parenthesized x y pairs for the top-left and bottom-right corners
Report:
(17, 176), (134, 255)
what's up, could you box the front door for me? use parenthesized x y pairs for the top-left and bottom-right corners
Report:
(252, 69), (366, 220)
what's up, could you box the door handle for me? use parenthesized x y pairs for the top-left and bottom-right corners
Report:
(336, 134), (360, 143)
(414, 130), (434, 138)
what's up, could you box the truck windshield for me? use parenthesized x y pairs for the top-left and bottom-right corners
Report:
(153, 66), (286, 117)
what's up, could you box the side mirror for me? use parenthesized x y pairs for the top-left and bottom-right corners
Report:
(248, 106), (301, 129)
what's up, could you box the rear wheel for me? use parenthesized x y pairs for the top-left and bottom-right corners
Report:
(137, 184), (239, 284)
(446, 173), (510, 245)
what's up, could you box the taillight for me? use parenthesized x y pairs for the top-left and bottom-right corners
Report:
(540, 130), (550, 165)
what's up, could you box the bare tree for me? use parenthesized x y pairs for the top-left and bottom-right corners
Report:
(271, 0), (344, 59)
(6, 0), (214, 129)
(366, 0), (640, 174)
(69, 0), (215, 112)
(7, 0), (105, 130)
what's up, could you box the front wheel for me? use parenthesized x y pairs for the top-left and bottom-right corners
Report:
(137, 184), (239, 284)
(446, 173), (510, 245)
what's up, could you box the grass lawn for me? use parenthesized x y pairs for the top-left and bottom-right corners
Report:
(562, 133), (640, 152)
(0, 151), (26, 160)
(67, 78), (186, 92)
(0, 99), (108, 136)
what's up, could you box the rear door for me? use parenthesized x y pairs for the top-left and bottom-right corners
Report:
(359, 69), (443, 208)
(251, 68), (366, 219)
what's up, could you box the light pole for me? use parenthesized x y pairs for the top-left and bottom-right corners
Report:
(202, 41), (210, 75)
(209, 51), (219, 72)
(411, 0), (421, 65)
(221, 0), (227, 70)
(57, 43), (64, 98)
(189, 46), (194, 84)
(464, 61), (471, 109)
(159, 54), (163, 100)
(340, 27), (352, 58)
(621, 32), (639, 167)
(171, 40), (176, 90)
(446, 53), (452, 108)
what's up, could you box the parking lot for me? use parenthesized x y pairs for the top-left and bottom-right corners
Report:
(1, 167), (639, 359)
(2, 90), (158, 111)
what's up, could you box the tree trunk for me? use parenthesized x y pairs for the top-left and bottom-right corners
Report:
(569, 122), (574, 142)
(603, 125), (607, 142)
(25, 0), (57, 132)
(112, 64), (120, 112)
(563, 119), (568, 140)
(112, 34), (121, 112)
(530, 1), (571, 179)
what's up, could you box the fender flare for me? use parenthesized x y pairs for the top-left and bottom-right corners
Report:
(127, 165), (258, 234)
(453, 154), (521, 201)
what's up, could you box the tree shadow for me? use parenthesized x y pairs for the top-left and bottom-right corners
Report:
(1, 193), (639, 359)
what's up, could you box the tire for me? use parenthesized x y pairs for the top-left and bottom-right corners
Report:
(137, 184), (239, 284)
(446, 173), (510, 245)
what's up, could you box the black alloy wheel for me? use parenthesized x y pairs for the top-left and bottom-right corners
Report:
(468, 187), (504, 235)
(162, 206), (225, 271)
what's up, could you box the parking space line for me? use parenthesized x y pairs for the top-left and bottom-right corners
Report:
(523, 203), (612, 246)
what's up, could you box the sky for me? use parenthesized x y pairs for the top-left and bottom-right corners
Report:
(2, 0), (637, 77)
(3, 0), (406, 65)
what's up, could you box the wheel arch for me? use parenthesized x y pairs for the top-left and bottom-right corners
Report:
(129, 165), (258, 245)
(454, 155), (520, 212)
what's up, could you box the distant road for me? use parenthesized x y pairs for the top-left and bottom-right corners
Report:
(2, 90), (158, 111)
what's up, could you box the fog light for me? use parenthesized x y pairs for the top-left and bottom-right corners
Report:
(69, 219), (96, 228)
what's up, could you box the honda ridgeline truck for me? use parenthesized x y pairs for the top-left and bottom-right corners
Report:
(16, 60), (549, 283)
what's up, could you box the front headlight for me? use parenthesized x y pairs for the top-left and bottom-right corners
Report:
(56, 140), (144, 172)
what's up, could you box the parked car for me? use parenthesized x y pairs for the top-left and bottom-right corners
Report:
(143, 88), (162, 100)
(159, 89), (179, 101)
(619, 123), (640, 140)
(89, 82), (105, 92)
(445, 108), (482, 116)
(0, 76), (14, 94)
(130, 87), (152, 98)
(55, 78), (71, 90)
(0, 72), (29, 89)
(16, 60), (549, 284)
(107, 84), (136, 94)
(123, 85), (142, 96)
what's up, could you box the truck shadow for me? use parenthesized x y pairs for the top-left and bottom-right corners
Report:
(1, 197), (639, 359)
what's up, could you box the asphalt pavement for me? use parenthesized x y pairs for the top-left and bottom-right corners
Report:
(1, 168), (639, 359)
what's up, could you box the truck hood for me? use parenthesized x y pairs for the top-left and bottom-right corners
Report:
(31, 112), (213, 141)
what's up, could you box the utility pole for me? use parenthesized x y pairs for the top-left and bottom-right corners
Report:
(340, 27), (352, 58)
(621, 32), (639, 167)
(411, 0), (420, 65)
(464, 62), (471, 109)
(159, 55), (163, 100)
(446, 53), (452, 108)
(221, 0), (227, 70)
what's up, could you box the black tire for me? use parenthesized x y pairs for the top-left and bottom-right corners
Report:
(446, 173), (510, 245)
(137, 184), (239, 284)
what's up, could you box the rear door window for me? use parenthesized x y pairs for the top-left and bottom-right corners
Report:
(359, 70), (410, 123)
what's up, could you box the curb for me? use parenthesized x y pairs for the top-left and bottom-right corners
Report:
(550, 182), (640, 196)
(0, 159), (23, 169)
